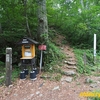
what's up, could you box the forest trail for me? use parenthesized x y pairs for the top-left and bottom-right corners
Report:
(0, 34), (100, 100)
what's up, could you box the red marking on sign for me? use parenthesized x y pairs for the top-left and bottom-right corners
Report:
(38, 45), (46, 50)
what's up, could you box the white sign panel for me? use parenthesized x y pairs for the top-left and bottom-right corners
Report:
(6, 54), (9, 62)
(25, 51), (32, 56)
(94, 34), (96, 56)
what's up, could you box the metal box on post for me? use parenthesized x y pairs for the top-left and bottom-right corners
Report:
(17, 37), (38, 79)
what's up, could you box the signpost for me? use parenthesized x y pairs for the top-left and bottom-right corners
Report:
(38, 45), (46, 73)
(93, 34), (96, 64)
(5, 48), (12, 86)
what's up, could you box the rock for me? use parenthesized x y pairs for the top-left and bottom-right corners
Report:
(9, 84), (13, 88)
(64, 70), (76, 76)
(61, 48), (64, 50)
(64, 61), (67, 64)
(14, 93), (18, 96)
(0, 76), (4, 79)
(90, 83), (98, 88)
(85, 78), (93, 84)
(36, 91), (40, 95)
(65, 77), (73, 82)
(61, 77), (73, 83)
(53, 86), (60, 91)
(97, 81), (100, 84)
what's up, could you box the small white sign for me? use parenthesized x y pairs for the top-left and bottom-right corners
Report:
(6, 54), (9, 62)
(94, 34), (96, 56)
(25, 51), (31, 56)
(22, 39), (28, 43)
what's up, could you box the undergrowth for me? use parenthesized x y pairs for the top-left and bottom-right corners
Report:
(0, 63), (20, 85)
(88, 97), (100, 100)
(88, 90), (100, 100)
(74, 48), (100, 75)
(43, 41), (66, 72)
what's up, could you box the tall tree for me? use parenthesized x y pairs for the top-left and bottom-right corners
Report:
(37, 0), (48, 43)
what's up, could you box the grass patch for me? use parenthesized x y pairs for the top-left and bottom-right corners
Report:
(41, 72), (62, 81)
(88, 97), (100, 100)
(0, 61), (5, 85)
(0, 64), (20, 85)
(88, 90), (100, 100)
(74, 48), (100, 75)
(12, 66), (20, 81)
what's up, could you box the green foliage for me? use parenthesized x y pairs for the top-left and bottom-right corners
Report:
(54, 73), (62, 81)
(89, 97), (100, 100)
(0, 61), (5, 85)
(74, 48), (100, 74)
(0, 0), (38, 64)
(43, 41), (65, 71)
(0, 61), (5, 76)
(41, 72), (62, 81)
(0, 63), (20, 85)
(47, 0), (100, 49)
(12, 67), (20, 81)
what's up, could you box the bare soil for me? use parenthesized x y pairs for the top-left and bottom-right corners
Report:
(0, 34), (100, 100)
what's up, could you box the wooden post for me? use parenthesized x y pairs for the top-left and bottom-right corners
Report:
(5, 48), (12, 86)
(83, 52), (87, 65)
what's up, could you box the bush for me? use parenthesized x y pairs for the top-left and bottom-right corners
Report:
(74, 48), (99, 75)
(43, 41), (65, 71)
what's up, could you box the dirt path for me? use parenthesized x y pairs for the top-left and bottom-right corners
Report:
(0, 35), (100, 100)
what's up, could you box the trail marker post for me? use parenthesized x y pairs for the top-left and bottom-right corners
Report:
(93, 34), (96, 64)
(38, 45), (46, 73)
(5, 48), (12, 86)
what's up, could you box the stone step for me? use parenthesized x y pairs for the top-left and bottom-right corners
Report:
(61, 76), (73, 83)
(64, 70), (76, 76)
(67, 61), (76, 65)
(64, 61), (76, 65)
(66, 66), (77, 69)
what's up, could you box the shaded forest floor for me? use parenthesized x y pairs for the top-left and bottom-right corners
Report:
(0, 34), (100, 100)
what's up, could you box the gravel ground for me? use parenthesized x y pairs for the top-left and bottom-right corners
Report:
(0, 75), (100, 100)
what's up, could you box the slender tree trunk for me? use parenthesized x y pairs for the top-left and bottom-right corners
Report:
(23, 0), (32, 37)
(37, 0), (48, 43)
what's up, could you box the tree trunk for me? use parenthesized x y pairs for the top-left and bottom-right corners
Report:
(23, 0), (32, 37)
(37, 0), (48, 43)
